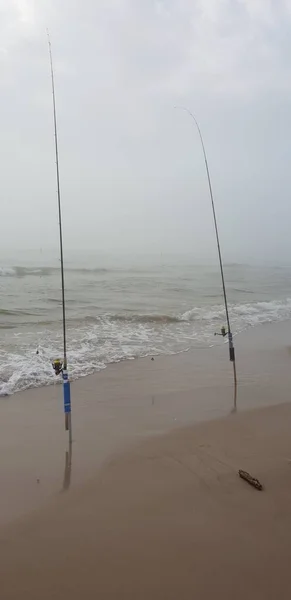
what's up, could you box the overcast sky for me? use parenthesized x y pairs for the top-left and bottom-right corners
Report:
(1, 0), (291, 263)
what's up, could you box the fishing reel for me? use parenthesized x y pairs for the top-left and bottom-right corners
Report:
(214, 326), (228, 337)
(52, 358), (63, 376)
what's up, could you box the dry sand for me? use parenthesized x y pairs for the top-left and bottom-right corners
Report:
(1, 320), (291, 598)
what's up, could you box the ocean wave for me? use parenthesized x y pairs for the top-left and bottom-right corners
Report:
(71, 267), (109, 274)
(0, 266), (54, 278)
(2, 297), (291, 329)
(47, 297), (62, 304)
(182, 298), (291, 326)
(224, 263), (250, 268)
(232, 288), (254, 294)
(0, 265), (110, 278)
(0, 308), (38, 317)
(109, 314), (181, 324)
(231, 299), (291, 326)
(1, 296), (291, 396)
(0, 267), (17, 277)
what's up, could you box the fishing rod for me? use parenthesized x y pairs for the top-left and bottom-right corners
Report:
(175, 106), (237, 409)
(47, 31), (72, 441)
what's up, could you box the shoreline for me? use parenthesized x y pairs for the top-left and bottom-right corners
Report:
(2, 315), (290, 399)
(0, 318), (290, 526)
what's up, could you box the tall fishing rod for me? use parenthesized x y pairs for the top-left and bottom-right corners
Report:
(47, 31), (72, 441)
(175, 106), (237, 409)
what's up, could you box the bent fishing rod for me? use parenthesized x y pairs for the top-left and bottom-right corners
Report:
(47, 31), (73, 441)
(175, 106), (237, 409)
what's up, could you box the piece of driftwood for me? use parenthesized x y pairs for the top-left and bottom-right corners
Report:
(238, 469), (263, 491)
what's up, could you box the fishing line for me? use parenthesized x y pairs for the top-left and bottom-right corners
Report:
(174, 107), (237, 409)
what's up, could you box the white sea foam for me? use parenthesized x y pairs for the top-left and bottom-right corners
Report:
(181, 298), (291, 328)
(0, 267), (16, 277)
(1, 297), (291, 396)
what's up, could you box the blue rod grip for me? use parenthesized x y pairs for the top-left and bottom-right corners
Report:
(63, 371), (71, 414)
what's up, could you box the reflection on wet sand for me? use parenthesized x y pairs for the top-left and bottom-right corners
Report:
(62, 442), (72, 492)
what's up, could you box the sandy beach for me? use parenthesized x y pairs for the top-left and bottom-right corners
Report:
(2, 0), (291, 595)
(0, 319), (291, 598)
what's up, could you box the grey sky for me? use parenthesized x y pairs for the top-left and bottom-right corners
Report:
(1, 0), (291, 263)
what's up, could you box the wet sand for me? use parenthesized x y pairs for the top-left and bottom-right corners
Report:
(0, 319), (290, 524)
(0, 320), (291, 597)
(1, 402), (291, 598)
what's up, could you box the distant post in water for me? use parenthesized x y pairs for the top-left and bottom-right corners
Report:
(48, 31), (72, 442)
(175, 106), (237, 409)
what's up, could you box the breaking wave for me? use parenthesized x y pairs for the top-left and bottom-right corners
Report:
(0, 266), (110, 278)
(1, 296), (291, 396)
(109, 314), (181, 324)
